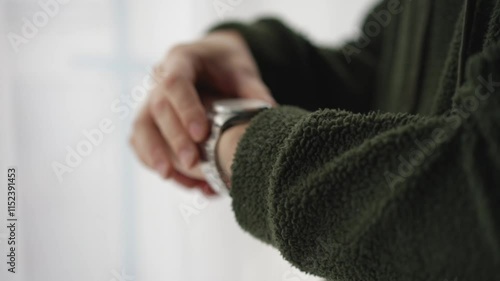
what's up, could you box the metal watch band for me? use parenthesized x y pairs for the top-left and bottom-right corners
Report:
(200, 99), (272, 194)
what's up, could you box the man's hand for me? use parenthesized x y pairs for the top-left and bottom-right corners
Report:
(130, 30), (275, 193)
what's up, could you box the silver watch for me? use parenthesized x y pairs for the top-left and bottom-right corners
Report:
(200, 99), (272, 194)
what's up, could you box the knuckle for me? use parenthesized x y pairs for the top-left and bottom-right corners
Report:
(152, 63), (164, 77)
(168, 44), (190, 57)
(149, 146), (166, 163)
(161, 72), (184, 89)
(150, 95), (170, 116)
(139, 155), (151, 168)
(129, 138), (147, 165)
(170, 134), (189, 151)
(132, 116), (145, 131)
(129, 135), (136, 148)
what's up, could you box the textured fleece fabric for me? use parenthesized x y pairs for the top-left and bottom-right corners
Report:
(211, 0), (500, 280)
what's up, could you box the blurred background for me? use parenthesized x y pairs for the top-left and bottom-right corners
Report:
(0, 0), (375, 280)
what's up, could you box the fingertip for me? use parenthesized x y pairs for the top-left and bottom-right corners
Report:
(200, 182), (217, 196)
(171, 170), (205, 188)
(189, 120), (208, 142)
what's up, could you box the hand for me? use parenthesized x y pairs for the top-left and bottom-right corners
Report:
(130, 30), (275, 193)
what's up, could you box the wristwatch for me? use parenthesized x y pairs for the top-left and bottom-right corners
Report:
(200, 99), (272, 194)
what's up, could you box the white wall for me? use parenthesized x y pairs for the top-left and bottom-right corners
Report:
(0, 1), (376, 281)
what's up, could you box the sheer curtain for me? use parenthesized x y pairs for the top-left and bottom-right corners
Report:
(0, 1), (374, 281)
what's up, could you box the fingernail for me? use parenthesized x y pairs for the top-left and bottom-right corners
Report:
(179, 147), (195, 168)
(189, 121), (204, 141)
(154, 162), (168, 178)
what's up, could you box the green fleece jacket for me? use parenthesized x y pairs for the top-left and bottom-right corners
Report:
(212, 0), (500, 280)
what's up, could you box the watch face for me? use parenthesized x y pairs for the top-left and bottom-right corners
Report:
(213, 99), (271, 114)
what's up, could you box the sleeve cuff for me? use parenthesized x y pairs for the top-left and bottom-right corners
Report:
(229, 106), (309, 244)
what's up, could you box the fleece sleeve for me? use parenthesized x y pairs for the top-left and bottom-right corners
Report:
(229, 42), (500, 280)
(210, 1), (389, 113)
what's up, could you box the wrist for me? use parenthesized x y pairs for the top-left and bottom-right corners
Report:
(201, 99), (272, 193)
(217, 123), (249, 181)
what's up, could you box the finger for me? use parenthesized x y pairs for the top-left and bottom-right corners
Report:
(130, 107), (173, 178)
(171, 160), (206, 181)
(200, 182), (217, 196)
(170, 172), (216, 196)
(149, 94), (199, 169)
(158, 46), (209, 142)
(171, 170), (205, 188)
(162, 74), (208, 143)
